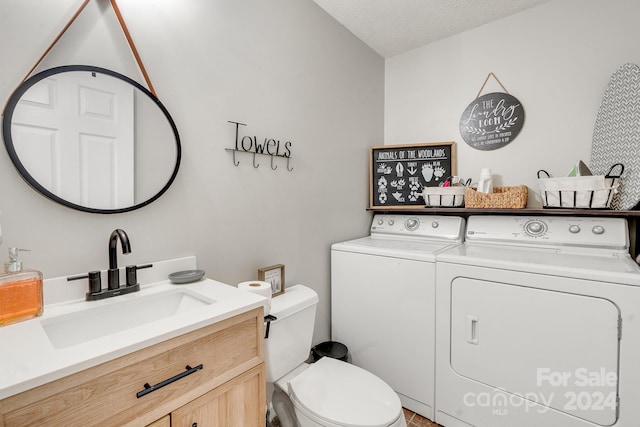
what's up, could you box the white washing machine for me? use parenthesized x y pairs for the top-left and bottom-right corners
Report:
(331, 213), (466, 420)
(435, 215), (640, 427)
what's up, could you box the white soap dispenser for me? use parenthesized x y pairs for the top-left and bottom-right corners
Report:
(0, 248), (43, 326)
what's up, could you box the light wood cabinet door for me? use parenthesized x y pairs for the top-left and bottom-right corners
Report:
(0, 307), (264, 427)
(146, 415), (170, 427)
(171, 364), (265, 427)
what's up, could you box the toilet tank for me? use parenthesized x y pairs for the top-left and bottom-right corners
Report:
(264, 285), (319, 383)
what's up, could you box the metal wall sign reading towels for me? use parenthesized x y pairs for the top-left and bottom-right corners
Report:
(459, 92), (525, 151)
(226, 120), (293, 171)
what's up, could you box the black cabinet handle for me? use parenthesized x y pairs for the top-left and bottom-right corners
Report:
(136, 364), (204, 398)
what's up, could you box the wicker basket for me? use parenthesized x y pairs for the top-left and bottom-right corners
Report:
(465, 185), (528, 209)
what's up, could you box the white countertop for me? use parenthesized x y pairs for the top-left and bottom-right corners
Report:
(0, 258), (266, 400)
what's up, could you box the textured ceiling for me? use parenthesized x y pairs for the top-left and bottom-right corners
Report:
(311, 0), (552, 58)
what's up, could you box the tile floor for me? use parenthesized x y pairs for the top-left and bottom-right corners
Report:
(403, 408), (441, 427)
(268, 408), (441, 427)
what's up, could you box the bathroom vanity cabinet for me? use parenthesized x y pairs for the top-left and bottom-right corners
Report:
(0, 307), (265, 427)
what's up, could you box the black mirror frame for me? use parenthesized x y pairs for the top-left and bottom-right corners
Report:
(2, 65), (181, 214)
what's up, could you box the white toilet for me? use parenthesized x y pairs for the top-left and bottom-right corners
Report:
(265, 285), (407, 427)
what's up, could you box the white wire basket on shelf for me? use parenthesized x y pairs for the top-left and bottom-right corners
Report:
(537, 163), (623, 209)
(421, 186), (466, 207)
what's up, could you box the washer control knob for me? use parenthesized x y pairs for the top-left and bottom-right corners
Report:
(525, 220), (545, 235)
(388, 219), (395, 226)
(431, 221), (439, 229)
(569, 225), (581, 234)
(377, 218), (384, 225)
(592, 225), (605, 235)
(405, 218), (419, 231)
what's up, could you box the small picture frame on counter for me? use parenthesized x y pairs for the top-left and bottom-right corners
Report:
(258, 264), (285, 297)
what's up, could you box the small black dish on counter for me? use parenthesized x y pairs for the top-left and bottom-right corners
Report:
(169, 269), (205, 284)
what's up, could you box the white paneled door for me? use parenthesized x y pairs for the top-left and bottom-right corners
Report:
(12, 71), (134, 209)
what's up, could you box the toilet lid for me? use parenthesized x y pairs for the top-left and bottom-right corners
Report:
(288, 357), (401, 427)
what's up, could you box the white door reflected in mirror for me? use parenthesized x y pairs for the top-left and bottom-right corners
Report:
(3, 65), (181, 214)
(13, 71), (135, 209)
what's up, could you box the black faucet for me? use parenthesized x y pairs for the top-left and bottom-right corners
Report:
(66, 228), (150, 300)
(107, 229), (131, 290)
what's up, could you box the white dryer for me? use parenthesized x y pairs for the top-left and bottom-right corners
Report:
(331, 214), (465, 420)
(435, 215), (640, 427)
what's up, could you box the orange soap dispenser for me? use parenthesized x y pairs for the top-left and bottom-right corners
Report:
(0, 248), (43, 326)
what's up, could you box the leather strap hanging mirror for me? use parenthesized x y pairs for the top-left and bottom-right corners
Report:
(1, 0), (181, 214)
(5, 0), (156, 110)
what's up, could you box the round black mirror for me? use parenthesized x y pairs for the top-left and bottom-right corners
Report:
(2, 65), (181, 214)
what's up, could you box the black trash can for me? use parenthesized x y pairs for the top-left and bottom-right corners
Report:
(311, 341), (349, 362)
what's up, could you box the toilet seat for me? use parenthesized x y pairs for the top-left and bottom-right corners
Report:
(288, 357), (402, 427)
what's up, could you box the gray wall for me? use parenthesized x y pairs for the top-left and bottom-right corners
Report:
(0, 0), (384, 345)
(385, 0), (640, 206)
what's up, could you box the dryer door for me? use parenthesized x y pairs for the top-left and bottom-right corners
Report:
(451, 277), (619, 425)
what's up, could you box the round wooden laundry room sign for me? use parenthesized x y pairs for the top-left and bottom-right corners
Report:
(459, 92), (525, 151)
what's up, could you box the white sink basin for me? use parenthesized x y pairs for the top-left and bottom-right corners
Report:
(41, 289), (215, 349)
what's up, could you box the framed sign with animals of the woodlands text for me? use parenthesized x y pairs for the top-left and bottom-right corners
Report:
(369, 142), (456, 209)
